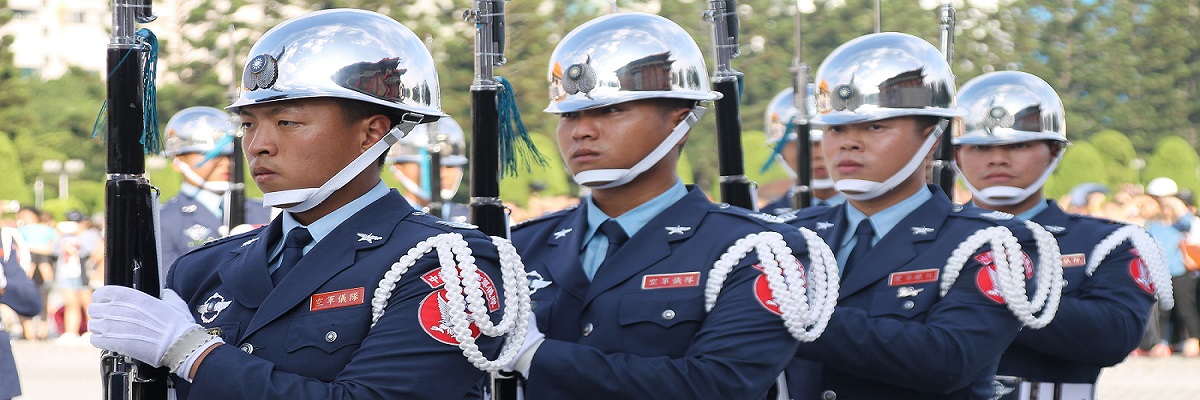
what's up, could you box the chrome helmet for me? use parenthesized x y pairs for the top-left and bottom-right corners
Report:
(229, 8), (445, 120)
(954, 71), (1067, 146)
(162, 107), (235, 157)
(545, 12), (720, 114)
(814, 32), (965, 126)
(387, 117), (467, 167)
(765, 85), (824, 145)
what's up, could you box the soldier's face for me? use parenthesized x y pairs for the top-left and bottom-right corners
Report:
(822, 116), (933, 183)
(174, 153), (231, 184)
(555, 99), (688, 177)
(780, 141), (830, 180)
(238, 98), (376, 195)
(955, 141), (1056, 190)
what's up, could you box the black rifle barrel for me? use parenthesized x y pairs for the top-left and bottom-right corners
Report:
(226, 134), (246, 228)
(712, 78), (754, 209)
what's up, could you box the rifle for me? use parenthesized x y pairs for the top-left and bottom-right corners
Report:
(224, 25), (246, 230)
(789, 2), (812, 209)
(427, 111), (445, 218)
(705, 0), (756, 210)
(466, 1), (517, 398)
(931, 1), (957, 198)
(102, 0), (169, 398)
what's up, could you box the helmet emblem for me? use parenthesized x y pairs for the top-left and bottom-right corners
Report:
(831, 83), (861, 111)
(982, 105), (1014, 134)
(243, 53), (279, 91)
(561, 57), (598, 96)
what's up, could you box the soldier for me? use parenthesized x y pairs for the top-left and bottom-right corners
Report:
(506, 12), (830, 399)
(159, 106), (272, 265)
(1, 226), (42, 400)
(781, 32), (1057, 399)
(760, 86), (845, 215)
(954, 71), (1165, 400)
(386, 116), (470, 222)
(88, 9), (509, 399)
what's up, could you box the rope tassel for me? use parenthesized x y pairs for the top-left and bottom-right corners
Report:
(496, 77), (547, 177)
(1087, 225), (1174, 310)
(940, 224), (1064, 329)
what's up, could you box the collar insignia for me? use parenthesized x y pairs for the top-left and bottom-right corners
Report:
(1044, 225), (1065, 233)
(666, 226), (692, 235)
(553, 228), (573, 239)
(241, 238), (260, 247)
(357, 233), (383, 243)
(911, 226), (934, 235)
(816, 222), (834, 230)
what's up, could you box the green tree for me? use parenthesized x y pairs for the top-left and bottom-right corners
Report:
(0, 131), (31, 204)
(1088, 129), (1138, 186)
(1045, 141), (1108, 199)
(1142, 136), (1200, 195)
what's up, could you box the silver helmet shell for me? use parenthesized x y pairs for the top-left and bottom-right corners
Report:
(765, 85), (824, 144)
(954, 71), (1067, 146)
(228, 9), (445, 119)
(814, 32), (965, 125)
(162, 106), (235, 157)
(545, 12), (721, 114)
(386, 117), (467, 167)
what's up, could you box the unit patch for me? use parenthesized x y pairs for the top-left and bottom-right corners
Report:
(310, 287), (365, 311)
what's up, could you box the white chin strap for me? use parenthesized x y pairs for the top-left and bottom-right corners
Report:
(958, 152), (1063, 207)
(573, 107), (705, 189)
(777, 156), (835, 190)
(834, 120), (946, 201)
(174, 158), (230, 193)
(264, 116), (423, 213)
(392, 167), (461, 202)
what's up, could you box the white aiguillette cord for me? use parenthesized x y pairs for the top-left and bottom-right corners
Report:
(263, 114), (424, 212)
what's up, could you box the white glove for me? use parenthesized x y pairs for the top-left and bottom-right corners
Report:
(506, 315), (546, 377)
(89, 287), (222, 376)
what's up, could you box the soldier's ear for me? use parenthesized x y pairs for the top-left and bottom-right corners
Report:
(361, 115), (391, 151)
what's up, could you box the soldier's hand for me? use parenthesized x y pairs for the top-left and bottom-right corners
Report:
(506, 315), (546, 377)
(89, 286), (223, 376)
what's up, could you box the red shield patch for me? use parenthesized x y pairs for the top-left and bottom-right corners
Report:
(974, 250), (1034, 304)
(418, 289), (482, 345)
(751, 259), (805, 315)
(1128, 254), (1155, 295)
(420, 267), (500, 312)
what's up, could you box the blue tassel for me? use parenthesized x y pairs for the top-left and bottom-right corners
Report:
(759, 120), (795, 174)
(89, 28), (162, 156)
(137, 28), (162, 155)
(496, 77), (547, 177)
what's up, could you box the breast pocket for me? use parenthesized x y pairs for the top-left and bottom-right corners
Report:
(868, 284), (937, 320)
(285, 306), (370, 355)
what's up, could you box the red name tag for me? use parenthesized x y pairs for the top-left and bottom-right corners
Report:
(1061, 253), (1086, 268)
(642, 272), (701, 289)
(889, 269), (939, 286)
(310, 287), (365, 311)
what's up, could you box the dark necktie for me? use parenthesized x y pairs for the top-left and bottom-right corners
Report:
(598, 219), (629, 263)
(842, 219), (875, 280)
(272, 227), (313, 285)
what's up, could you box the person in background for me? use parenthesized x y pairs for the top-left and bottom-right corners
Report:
(15, 207), (54, 341)
(1, 224), (43, 400)
(758, 87), (844, 215)
(159, 106), (273, 266)
(52, 211), (93, 342)
(385, 116), (470, 222)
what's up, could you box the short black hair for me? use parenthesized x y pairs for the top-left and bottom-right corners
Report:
(329, 98), (402, 169)
(656, 98), (697, 115)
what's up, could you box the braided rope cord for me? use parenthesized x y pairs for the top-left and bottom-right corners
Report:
(705, 230), (839, 342)
(939, 224), (1063, 329)
(370, 233), (532, 372)
(1086, 224), (1174, 310)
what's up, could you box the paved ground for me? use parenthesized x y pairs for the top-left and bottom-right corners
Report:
(8, 339), (1200, 399)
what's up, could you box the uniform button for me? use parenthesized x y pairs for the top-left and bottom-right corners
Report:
(662, 309), (676, 320)
(821, 390), (837, 400)
(582, 323), (594, 336)
(326, 331), (338, 343)
(903, 301), (915, 309)
(240, 343), (254, 354)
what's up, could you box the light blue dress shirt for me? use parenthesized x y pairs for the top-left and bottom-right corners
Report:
(837, 188), (932, 269)
(179, 182), (224, 218)
(267, 181), (390, 274)
(580, 179), (688, 280)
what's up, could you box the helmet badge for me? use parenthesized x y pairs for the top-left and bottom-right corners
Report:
(244, 53), (280, 91)
(831, 82), (862, 112)
(982, 103), (1014, 134)
(561, 56), (598, 97)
